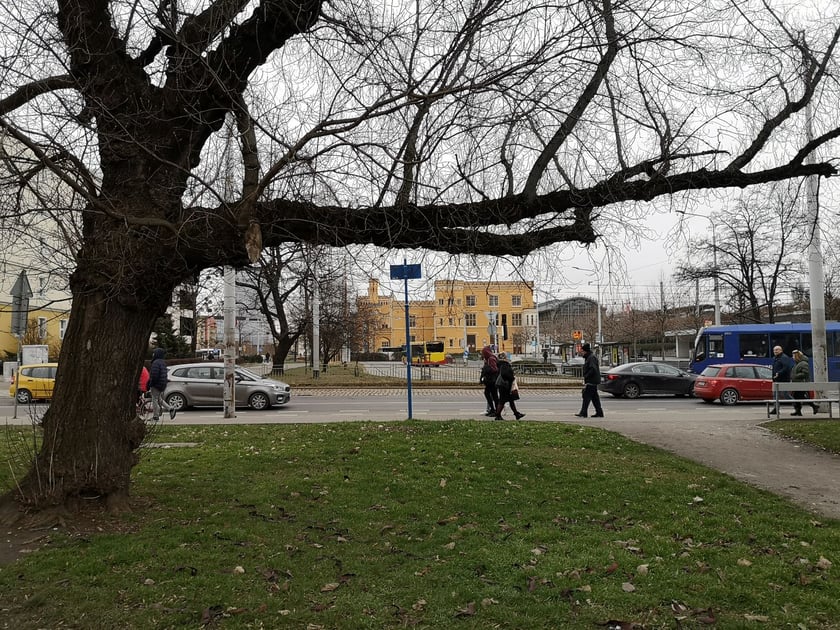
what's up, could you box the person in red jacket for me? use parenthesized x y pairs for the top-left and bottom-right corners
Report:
(138, 366), (150, 395)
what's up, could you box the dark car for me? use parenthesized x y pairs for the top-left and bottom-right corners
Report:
(163, 363), (291, 411)
(598, 362), (697, 399)
(692, 363), (773, 405)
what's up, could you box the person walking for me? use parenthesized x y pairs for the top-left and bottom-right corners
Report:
(149, 347), (177, 421)
(771, 345), (794, 414)
(493, 352), (525, 420)
(791, 349), (819, 416)
(479, 346), (500, 416)
(575, 343), (604, 418)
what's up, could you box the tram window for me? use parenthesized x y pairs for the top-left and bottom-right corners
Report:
(739, 334), (769, 358)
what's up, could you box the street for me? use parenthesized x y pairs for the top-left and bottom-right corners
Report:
(1, 387), (750, 425)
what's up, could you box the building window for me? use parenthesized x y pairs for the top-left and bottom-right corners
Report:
(512, 295), (521, 307)
(38, 317), (47, 339)
(59, 319), (68, 339)
(489, 295), (499, 307)
(466, 295), (476, 306)
(465, 313), (476, 326)
(448, 317), (454, 326)
(438, 299), (444, 306)
(449, 338), (455, 347)
(512, 313), (522, 326)
(439, 318), (444, 325)
(409, 316), (416, 327)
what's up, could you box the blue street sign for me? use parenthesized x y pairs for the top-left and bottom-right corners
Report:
(389, 264), (421, 280)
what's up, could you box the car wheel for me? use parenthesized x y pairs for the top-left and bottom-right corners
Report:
(165, 392), (188, 411)
(15, 389), (32, 404)
(623, 382), (642, 399)
(248, 392), (270, 410)
(720, 388), (740, 406)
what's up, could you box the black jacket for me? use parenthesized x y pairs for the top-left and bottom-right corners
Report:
(149, 348), (168, 391)
(582, 352), (601, 385)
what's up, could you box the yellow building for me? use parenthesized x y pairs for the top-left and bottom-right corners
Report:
(361, 278), (536, 356)
(0, 268), (71, 361)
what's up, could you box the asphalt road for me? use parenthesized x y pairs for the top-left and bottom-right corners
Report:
(3, 388), (840, 520)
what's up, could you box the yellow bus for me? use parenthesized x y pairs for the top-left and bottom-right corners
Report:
(410, 341), (447, 366)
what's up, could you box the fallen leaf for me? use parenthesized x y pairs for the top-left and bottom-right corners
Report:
(621, 582), (636, 592)
(439, 478), (447, 488)
(737, 558), (752, 567)
(481, 598), (498, 607)
(817, 556), (833, 570)
(636, 564), (649, 575)
(743, 614), (769, 622)
(320, 582), (340, 592)
(412, 599), (427, 611)
(233, 565), (245, 574)
(454, 602), (476, 617)
(605, 561), (619, 575)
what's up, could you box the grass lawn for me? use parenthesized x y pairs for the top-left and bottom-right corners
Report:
(765, 417), (840, 455)
(1, 420), (839, 629)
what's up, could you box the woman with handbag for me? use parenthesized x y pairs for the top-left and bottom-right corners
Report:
(494, 352), (525, 420)
(479, 346), (499, 416)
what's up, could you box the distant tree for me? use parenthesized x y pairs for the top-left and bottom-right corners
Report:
(676, 184), (807, 323)
(235, 244), (312, 366)
(150, 315), (191, 359)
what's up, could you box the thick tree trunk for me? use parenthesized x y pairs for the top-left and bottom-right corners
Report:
(0, 234), (182, 519)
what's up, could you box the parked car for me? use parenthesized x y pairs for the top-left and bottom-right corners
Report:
(693, 363), (773, 405)
(9, 363), (58, 403)
(598, 362), (697, 398)
(163, 363), (291, 411)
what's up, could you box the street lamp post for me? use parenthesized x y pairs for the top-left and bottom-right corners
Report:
(678, 211), (721, 326)
(571, 266), (603, 346)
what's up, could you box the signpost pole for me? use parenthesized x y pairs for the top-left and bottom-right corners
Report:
(390, 260), (422, 420)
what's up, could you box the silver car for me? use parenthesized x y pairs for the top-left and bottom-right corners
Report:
(163, 363), (291, 411)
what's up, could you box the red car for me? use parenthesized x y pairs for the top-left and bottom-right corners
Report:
(693, 363), (773, 405)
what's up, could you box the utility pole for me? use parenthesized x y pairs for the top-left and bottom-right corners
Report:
(805, 93), (827, 384)
(223, 266), (236, 418)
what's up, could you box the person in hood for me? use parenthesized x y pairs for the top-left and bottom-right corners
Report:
(149, 347), (176, 420)
(479, 346), (499, 416)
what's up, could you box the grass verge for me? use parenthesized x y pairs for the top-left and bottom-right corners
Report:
(1, 420), (839, 629)
(765, 417), (840, 455)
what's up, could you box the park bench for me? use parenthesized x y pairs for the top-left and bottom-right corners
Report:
(765, 381), (840, 419)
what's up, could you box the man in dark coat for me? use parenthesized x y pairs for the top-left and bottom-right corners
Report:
(149, 347), (176, 420)
(771, 345), (794, 412)
(575, 343), (604, 418)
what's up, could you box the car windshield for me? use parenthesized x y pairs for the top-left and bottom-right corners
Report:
(235, 368), (262, 381)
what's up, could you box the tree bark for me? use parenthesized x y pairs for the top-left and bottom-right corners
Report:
(1, 236), (179, 516)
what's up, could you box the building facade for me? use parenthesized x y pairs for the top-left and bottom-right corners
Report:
(360, 278), (536, 356)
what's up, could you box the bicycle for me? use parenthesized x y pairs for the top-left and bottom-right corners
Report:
(135, 391), (155, 422)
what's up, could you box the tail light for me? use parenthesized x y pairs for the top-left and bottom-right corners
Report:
(606, 374), (620, 381)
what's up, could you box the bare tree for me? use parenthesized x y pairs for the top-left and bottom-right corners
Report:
(2, 1), (840, 519)
(235, 245), (312, 365)
(676, 184), (807, 323)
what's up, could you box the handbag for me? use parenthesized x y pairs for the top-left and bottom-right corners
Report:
(495, 373), (506, 388)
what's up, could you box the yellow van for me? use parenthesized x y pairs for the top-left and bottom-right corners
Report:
(9, 363), (58, 404)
